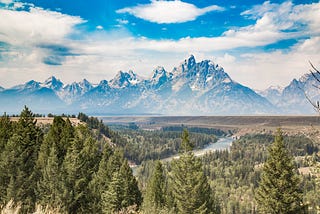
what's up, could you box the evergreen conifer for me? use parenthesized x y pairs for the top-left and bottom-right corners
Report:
(256, 129), (305, 213)
(170, 130), (214, 214)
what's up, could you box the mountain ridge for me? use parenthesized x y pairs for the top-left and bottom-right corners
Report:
(258, 73), (319, 114)
(0, 55), (316, 115)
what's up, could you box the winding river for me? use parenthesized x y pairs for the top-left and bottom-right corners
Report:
(132, 137), (234, 174)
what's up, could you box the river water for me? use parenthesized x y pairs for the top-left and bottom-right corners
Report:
(194, 137), (234, 156)
(161, 137), (234, 162)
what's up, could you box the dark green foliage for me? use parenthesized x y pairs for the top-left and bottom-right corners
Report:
(256, 129), (305, 213)
(37, 145), (63, 209)
(143, 161), (166, 211)
(117, 128), (218, 164)
(77, 112), (111, 138)
(162, 125), (227, 136)
(89, 144), (113, 213)
(0, 113), (13, 202)
(38, 116), (74, 168)
(119, 160), (142, 208)
(36, 116), (75, 209)
(128, 122), (139, 130)
(2, 108), (319, 214)
(0, 108), (143, 213)
(171, 152), (213, 214)
(61, 125), (101, 213)
(0, 113), (13, 151)
(102, 171), (125, 213)
(0, 106), (43, 212)
(180, 128), (194, 153)
(169, 130), (214, 214)
(101, 150), (142, 213)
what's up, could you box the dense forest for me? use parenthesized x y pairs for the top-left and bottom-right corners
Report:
(0, 107), (141, 213)
(0, 107), (320, 213)
(137, 131), (320, 213)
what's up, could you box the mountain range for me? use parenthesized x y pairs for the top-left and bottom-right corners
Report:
(0, 55), (318, 115)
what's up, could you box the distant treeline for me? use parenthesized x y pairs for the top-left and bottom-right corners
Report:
(162, 125), (229, 137)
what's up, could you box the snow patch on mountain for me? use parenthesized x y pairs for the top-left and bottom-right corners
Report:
(42, 76), (63, 91)
(109, 70), (143, 88)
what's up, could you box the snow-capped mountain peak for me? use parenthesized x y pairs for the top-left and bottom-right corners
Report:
(186, 54), (196, 69)
(110, 70), (142, 88)
(172, 55), (197, 76)
(152, 66), (166, 79)
(43, 76), (63, 91)
(92, 80), (109, 92)
(257, 85), (283, 105)
(79, 79), (93, 91)
(13, 80), (41, 91)
(171, 56), (234, 91)
(150, 66), (172, 87)
(267, 85), (283, 92)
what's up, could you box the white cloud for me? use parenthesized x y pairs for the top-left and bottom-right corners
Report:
(96, 25), (103, 30)
(0, 7), (84, 46)
(0, 4), (85, 86)
(290, 2), (320, 35)
(116, 19), (129, 25)
(116, 0), (224, 24)
(0, 0), (13, 4)
(242, 1), (320, 36)
(111, 1), (320, 54)
(218, 37), (320, 90)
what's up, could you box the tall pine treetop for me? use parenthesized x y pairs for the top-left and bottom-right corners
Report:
(181, 129), (194, 153)
(256, 128), (305, 213)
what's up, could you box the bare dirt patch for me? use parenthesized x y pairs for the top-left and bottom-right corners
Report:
(10, 117), (83, 126)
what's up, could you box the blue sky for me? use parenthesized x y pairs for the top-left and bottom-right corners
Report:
(0, 0), (319, 89)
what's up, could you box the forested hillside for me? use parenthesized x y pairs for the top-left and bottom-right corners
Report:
(0, 107), (141, 213)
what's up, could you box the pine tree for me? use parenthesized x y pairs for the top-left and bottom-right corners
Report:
(181, 128), (194, 153)
(101, 171), (125, 214)
(99, 149), (141, 213)
(0, 112), (13, 151)
(1, 134), (21, 203)
(59, 117), (75, 161)
(0, 113), (13, 202)
(42, 116), (74, 165)
(36, 116), (74, 209)
(119, 159), (142, 209)
(313, 161), (320, 212)
(61, 125), (100, 213)
(255, 128), (305, 213)
(37, 146), (63, 209)
(89, 144), (113, 213)
(170, 130), (214, 214)
(3, 106), (43, 212)
(143, 160), (167, 211)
